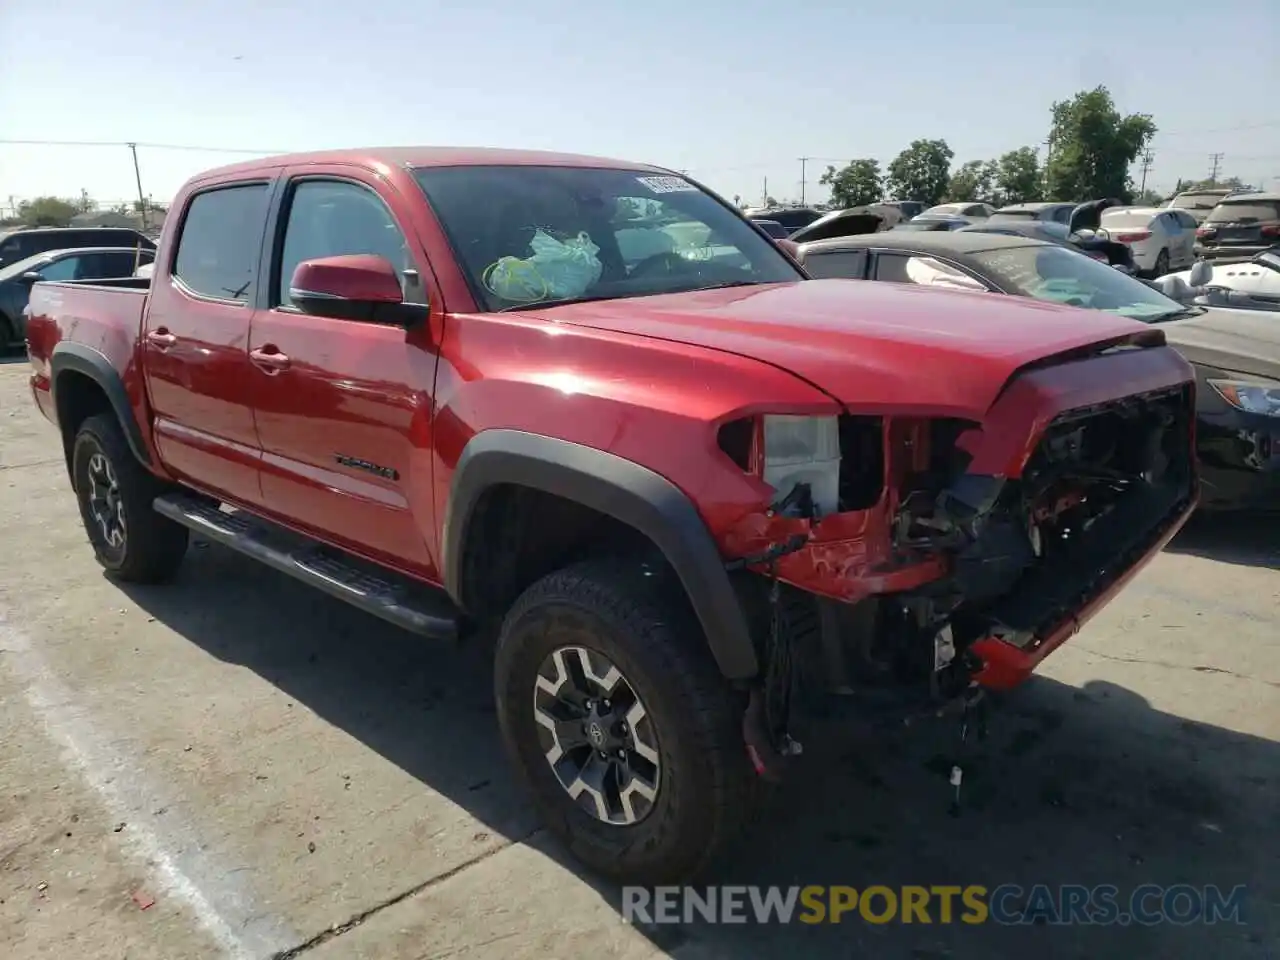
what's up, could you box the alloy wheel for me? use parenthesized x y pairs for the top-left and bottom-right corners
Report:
(532, 646), (661, 825)
(86, 452), (127, 550)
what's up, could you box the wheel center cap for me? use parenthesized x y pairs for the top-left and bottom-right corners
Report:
(586, 721), (605, 747)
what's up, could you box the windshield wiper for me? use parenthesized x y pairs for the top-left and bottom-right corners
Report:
(1148, 305), (1205, 323)
(497, 293), (620, 313)
(692, 280), (773, 292)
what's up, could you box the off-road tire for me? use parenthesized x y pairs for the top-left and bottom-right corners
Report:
(494, 557), (757, 885)
(1154, 249), (1170, 277)
(72, 413), (188, 583)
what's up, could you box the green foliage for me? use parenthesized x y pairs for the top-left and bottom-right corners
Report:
(1044, 86), (1155, 202)
(885, 139), (954, 207)
(1133, 188), (1165, 206)
(17, 196), (80, 227)
(818, 158), (883, 208)
(994, 147), (1042, 204)
(945, 160), (997, 202)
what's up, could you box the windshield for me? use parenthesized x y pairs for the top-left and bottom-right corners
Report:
(413, 165), (801, 310)
(1206, 200), (1280, 223)
(971, 244), (1184, 319)
(1100, 210), (1156, 228)
(990, 210), (1038, 220)
(1169, 192), (1228, 211)
(923, 204), (965, 216)
(0, 252), (52, 282)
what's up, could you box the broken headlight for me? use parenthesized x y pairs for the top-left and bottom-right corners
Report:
(762, 415), (841, 517)
(1207, 379), (1280, 418)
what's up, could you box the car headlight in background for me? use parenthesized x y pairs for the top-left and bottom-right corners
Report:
(762, 415), (841, 516)
(1207, 379), (1280, 418)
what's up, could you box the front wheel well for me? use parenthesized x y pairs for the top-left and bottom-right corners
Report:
(457, 483), (678, 620)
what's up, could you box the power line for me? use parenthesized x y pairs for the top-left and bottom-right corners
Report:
(0, 138), (287, 155)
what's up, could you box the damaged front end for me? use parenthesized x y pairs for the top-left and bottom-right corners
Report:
(717, 346), (1198, 777)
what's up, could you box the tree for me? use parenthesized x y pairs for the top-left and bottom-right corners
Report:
(818, 159), (883, 208)
(1179, 176), (1256, 193)
(1044, 86), (1156, 202)
(17, 196), (79, 227)
(995, 147), (1042, 204)
(945, 160), (997, 202)
(885, 139), (953, 206)
(1133, 188), (1165, 206)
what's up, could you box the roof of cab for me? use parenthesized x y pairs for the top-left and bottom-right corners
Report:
(192, 146), (670, 182)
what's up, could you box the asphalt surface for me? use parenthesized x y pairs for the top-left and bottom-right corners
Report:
(0, 354), (1276, 959)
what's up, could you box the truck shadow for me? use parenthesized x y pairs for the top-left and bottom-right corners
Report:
(117, 542), (1278, 960)
(1165, 510), (1280, 570)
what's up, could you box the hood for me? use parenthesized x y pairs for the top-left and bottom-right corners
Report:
(520, 280), (1160, 418)
(1161, 307), (1280, 380)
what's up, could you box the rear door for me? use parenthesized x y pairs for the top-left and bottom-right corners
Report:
(142, 180), (274, 506)
(246, 167), (440, 575)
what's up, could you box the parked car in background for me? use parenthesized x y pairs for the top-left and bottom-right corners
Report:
(792, 230), (1277, 510)
(988, 202), (1076, 225)
(0, 246), (156, 348)
(919, 201), (995, 220)
(750, 219), (789, 239)
(1164, 247), (1280, 306)
(1098, 206), (1197, 277)
(786, 204), (903, 243)
(741, 206), (824, 235)
(895, 214), (973, 231)
(1165, 188), (1234, 225)
(880, 200), (926, 219)
(1194, 193), (1280, 261)
(0, 227), (156, 268)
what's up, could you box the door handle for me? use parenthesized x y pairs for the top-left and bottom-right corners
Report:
(250, 346), (291, 372)
(146, 330), (177, 348)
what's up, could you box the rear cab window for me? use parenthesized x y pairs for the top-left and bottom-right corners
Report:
(172, 183), (272, 301)
(801, 249), (868, 279)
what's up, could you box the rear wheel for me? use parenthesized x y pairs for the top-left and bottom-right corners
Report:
(72, 413), (189, 583)
(494, 557), (756, 884)
(0, 313), (14, 351)
(1154, 249), (1170, 277)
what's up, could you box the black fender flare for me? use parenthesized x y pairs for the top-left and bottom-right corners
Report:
(442, 429), (758, 680)
(49, 341), (152, 468)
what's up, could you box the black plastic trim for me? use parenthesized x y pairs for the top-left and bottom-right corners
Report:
(49, 341), (151, 467)
(442, 429), (758, 679)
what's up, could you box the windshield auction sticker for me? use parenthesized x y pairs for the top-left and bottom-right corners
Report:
(635, 176), (698, 194)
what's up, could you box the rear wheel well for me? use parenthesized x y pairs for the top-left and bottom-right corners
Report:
(54, 370), (116, 476)
(458, 483), (678, 620)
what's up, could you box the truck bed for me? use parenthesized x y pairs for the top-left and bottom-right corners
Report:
(25, 280), (151, 415)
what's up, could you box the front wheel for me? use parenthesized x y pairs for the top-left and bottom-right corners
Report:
(1154, 249), (1170, 277)
(72, 413), (189, 583)
(493, 558), (756, 885)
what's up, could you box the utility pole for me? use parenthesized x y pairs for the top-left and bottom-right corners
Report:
(797, 157), (811, 206)
(1139, 150), (1154, 194)
(127, 142), (148, 230)
(1042, 135), (1054, 197)
(762, 176), (768, 207)
(1208, 152), (1224, 186)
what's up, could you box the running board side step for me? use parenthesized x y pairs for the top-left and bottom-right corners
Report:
(153, 492), (461, 641)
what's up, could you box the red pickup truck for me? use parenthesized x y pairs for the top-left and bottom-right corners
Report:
(25, 147), (1198, 884)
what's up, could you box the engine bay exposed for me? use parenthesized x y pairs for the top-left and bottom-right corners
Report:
(725, 380), (1197, 765)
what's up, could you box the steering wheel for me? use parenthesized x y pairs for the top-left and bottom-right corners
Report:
(628, 251), (695, 279)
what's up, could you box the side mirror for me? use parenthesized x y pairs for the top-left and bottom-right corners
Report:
(289, 255), (427, 327)
(18, 271), (43, 285)
(1188, 260), (1213, 287)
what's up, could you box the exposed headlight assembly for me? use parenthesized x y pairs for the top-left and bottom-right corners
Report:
(1207, 379), (1280, 418)
(761, 415), (841, 517)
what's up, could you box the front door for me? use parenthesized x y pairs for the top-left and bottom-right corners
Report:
(142, 180), (273, 507)
(247, 171), (439, 576)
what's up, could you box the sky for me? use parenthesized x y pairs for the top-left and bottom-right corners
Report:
(2, 0), (1278, 214)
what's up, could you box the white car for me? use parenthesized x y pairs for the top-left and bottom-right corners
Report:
(919, 202), (995, 220)
(1164, 248), (1280, 303)
(1099, 206), (1198, 276)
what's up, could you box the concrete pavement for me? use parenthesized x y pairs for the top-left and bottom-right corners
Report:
(0, 356), (1276, 958)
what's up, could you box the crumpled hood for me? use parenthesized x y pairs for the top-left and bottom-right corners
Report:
(1162, 307), (1280, 380)
(522, 280), (1161, 418)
